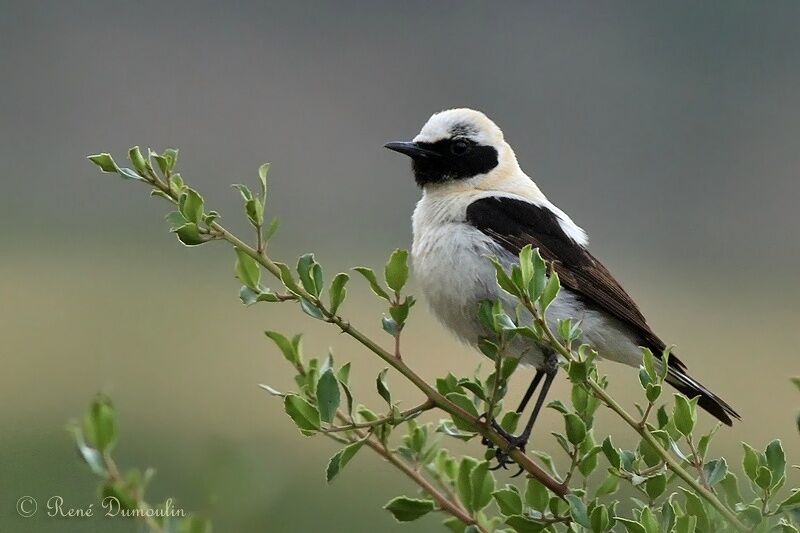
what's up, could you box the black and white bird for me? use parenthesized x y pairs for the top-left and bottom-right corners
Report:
(385, 108), (739, 458)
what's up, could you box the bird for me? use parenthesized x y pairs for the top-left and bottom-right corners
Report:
(384, 108), (739, 465)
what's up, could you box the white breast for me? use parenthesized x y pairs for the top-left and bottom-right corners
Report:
(412, 192), (546, 366)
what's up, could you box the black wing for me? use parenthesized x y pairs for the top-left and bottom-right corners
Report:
(465, 196), (739, 425)
(465, 196), (667, 354)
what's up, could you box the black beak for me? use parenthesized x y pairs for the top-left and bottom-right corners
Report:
(384, 141), (440, 160)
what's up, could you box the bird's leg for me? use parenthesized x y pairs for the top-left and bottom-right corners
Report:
(481, 367), (544, 451)
(489, 353), (559, 471)
(482, 369), (545, 447)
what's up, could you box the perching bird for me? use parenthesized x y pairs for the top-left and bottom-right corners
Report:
(385, 108), (739, 462)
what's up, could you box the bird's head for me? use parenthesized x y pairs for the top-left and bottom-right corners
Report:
(385, 108), (520, 189)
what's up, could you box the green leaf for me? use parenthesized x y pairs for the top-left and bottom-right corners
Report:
(382, 316), (399, 336)
(203, 210), (221, 226)
(68, 425), (106, 476)
(530, 248), (547, 297)
(383, 496), (435, 522)
(326, 436), (367, 483)
(457, 457), (479, 511)
(590, 504), (610, 533)
(777, 489), (800, 512)
(179, 188), (204, 224)
(673, 394), (697, 437)
(539, 272), (560, 311)
(376, 368), (391, 405)
(264, 331), (301, 368)
(443, 517), (467, 533)
(565, 494), (591, 528)
(564, 413), (587, 446)
(718, 472), (742, 507)
(518, 245), (534, 290)
(239, 286), (279, 305)
(283, 394), (320, 433)
(755, 465), (773, 490)
(174, 223), (207, 246)
(505, 515), (547, 533)
(765, 439), (786, 487)
(645, 383), (662, 403)
(436, 420), (476, 441)
(469, 461), (495, 512)
(337, 362), (351, 385)
(328, 273), (349, 314)
(639, 507), (659, 533)
(300, 297), (325, 320)
(385, 249), (409, 292)
(128, 146), (149, 178)
(492, 486), (523, 516)
(264, 217), (280, 240)
(445, 393), (480, 432)
(674, 515), (697, 533)
(704, 458), (728, 486)
(645, 473), (667, 499)
(615, 518), (646, 533)
(232, 183), (253, 201)
(297, 253), (321, 296)
(642, 348), (658, 383)
(88, 153), (119, 173)
(594, 472), (619, 498)
(169, 172), (185, 193)
(258, 162), (270, 199)
(602, 437), (621, 469)
(245, 197), (264, 227)
(257, 384), (284, 396)
(234, 248), (261, 290)
(275, 262), (303, 296)
(166, 211), (188, 231)
(742, 442), (762, 482)
(489, 257), (520, 297)
(353, 267), (391, 300)
(500, 411), (521, 434)
(525, 478), (549, 512)
(679, 487), (709, 532)
(161, 148), (179, 172)
(83, 394), (117, 453)
(316, 369), (340, 423)
(151, 152), (169, 176)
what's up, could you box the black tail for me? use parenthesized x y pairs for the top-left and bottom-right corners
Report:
(665, 367), (740, 426)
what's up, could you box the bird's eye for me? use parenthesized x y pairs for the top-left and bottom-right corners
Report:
(451, 139), (470, 156)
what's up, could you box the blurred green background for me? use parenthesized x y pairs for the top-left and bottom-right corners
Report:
(2, 1), (799, 531)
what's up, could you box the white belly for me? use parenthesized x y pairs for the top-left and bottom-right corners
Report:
(412, 206), (644, 369)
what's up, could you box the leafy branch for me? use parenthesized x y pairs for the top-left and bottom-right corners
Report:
(82, 148), (800, 533)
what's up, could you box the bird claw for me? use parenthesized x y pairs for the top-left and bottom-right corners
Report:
(478, 414), (530, 472)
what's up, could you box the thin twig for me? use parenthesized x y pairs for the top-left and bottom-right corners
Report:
(323, 400), (433, 433)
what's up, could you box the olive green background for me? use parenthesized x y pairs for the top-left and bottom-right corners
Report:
(2, 2), (799, 531)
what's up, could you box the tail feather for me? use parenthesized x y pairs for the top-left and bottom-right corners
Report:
(665, 368), (740, 426)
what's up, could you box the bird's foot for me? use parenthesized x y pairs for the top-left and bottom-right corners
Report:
(478, 416), (529, 475)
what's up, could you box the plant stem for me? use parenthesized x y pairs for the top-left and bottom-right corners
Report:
(324, 400), (433, 433)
